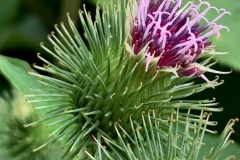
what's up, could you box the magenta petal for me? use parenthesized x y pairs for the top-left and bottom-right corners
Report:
(131, 0), (229, 78)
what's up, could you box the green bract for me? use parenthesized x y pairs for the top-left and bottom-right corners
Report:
(23, 0), (239, 159)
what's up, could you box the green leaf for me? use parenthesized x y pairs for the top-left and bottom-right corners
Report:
(0, 55), (43, 94)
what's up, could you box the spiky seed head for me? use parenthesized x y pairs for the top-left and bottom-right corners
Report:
(24, 0), (237, 159)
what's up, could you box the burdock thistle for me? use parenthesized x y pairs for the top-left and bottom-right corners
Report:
(23, 0), (239, 159)
(126, 0), (231, 83)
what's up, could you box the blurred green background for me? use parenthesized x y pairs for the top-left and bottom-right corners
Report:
(0, 0), (239, 158)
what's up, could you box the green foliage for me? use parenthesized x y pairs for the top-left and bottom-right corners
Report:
(0, 55), (44, 94)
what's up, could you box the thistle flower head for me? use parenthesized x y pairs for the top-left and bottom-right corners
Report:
(23, 0), (239, 159)
(128, 0), (230, 82)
